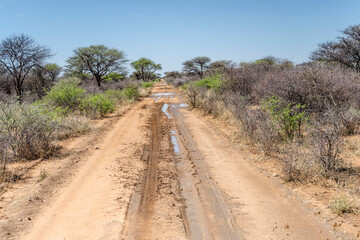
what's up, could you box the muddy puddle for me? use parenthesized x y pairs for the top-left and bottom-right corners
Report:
(161, 104), (172, 119)
(170, 130), (180, 154)
(152, 92), (176, 103)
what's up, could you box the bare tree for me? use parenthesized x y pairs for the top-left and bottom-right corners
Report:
(311, 25), (360, 72)
(0, 34), (51, 102)
(183, 56), (211, 78)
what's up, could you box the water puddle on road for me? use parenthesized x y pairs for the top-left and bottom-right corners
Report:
(152, 93), (176, 103)
(153, 93), (175, 96)
(171, 103), (188, 108)
(161, 103), (172, 119)
(170, 130), (180, 154)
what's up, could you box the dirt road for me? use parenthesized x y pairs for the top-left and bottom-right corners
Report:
(2, 81), (347, 239)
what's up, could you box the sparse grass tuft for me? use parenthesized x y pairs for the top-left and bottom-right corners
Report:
(330, 196), (354, 215)
(38, 169), (48, 182)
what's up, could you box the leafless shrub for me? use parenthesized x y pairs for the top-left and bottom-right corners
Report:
(166, 75), (197, 87)
(184, 84), (200, 108)
(280, 143), (316, 182)
(256, 64), (360, 113)
(0, 103), (58, 160)
(0, 144), (8, 181)
(337, 107), (360, 135)
(197, 89), (220, 115)
(310, 122), (344, 175)
(235, 104), (280, 155)
(55, 116), (90, 140)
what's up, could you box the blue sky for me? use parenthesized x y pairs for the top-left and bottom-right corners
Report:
(0, 0), (359, 73)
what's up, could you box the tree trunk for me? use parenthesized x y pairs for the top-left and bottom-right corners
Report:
(95, 74), (101, 87)
(15, 78), (23, 103)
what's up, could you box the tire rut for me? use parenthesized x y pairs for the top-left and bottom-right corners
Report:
(120, 105), (186, 240)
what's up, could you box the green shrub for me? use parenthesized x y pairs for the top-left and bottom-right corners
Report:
(262, 96), (307, 140)
(0, 103), (58, 160)
(104, 89), (125, 104)
(122, 87), (139, 100)
(80, 93), (115, 117)
(142, 81), (154, 88)
(194, 75), (222, 90)
(153, 78), (161, 82)
(43, 77), (85, 113)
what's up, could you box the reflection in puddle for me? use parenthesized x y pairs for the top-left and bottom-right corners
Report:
(161, 103), (172, 119)
(170, 103), (188, 108)
(170, 130), (180, 154)
(153, 93), (175, 96)
(155, 96), (161, 103)
(179, 103), (188, 107)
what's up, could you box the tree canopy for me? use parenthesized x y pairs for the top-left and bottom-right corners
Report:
(0, 34), (51, 102)
(65, 45), (127, 86)
(182, 56), (211, 78)
(311, 25), (360, 72)
(130, 58), (162, 82)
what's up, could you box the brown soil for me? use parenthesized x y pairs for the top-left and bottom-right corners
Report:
(0, 81), (356, 239)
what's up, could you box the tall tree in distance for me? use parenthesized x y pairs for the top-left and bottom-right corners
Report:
(66, 45), (128, 86)
(0, 34), (51, 102)
(311, 25), (360, 72)
(182, 56), (211, 79)
(131, 58), (162, 82)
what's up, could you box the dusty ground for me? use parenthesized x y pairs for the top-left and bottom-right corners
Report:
(0, 81), (357, 239)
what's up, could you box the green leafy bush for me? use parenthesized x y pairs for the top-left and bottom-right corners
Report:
(80, 93), (115, 117)
(142, 81), (154, 88)
(43, 77), (85, 113)
(122, 87), (139, 100)
(104, 89), (126, 104)
(194, 75), (222, 90)
(262, 96), (307, 140)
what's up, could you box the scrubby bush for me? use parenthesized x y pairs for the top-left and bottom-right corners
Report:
(0, 103), (58, 160)
(43, 77), (85, 113)
(122, 87), (139, 100)
(55, 116), (90, 140)
(104, 89), (126, 104)
(262, 96), (307, 140)
(280, 143), (316, 182)
(184, 84), (200, 108)
(194, 75), (222, 90)
(235, 105), (280, 155)
(80, 93), (115, 118)
(330, 196), (354, 215)
(310, 122), (344, 174)
(256, 64), (360, 114)
(142, 81), (154, 88)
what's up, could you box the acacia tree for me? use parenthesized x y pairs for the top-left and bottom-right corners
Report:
(311, 25), (360, 72)
(66, 45), (127, 86)
(182, 56), (211, 78)
(130, 58), (162, 82)
(0, 34), (51, 102)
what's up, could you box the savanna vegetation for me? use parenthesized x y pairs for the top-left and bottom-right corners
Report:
(0, 34), (161, 182)
(166, 24), (360, 215)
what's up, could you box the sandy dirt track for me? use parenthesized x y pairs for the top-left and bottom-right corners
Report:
(1, 81), (352, 239)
